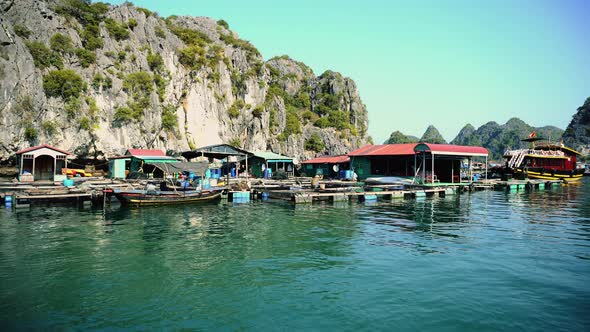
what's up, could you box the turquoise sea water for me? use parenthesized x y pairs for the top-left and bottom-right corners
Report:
(1, 180), (589, 331)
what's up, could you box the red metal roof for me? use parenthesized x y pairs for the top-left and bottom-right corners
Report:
(421, 143), (488, 156)
(348, 144), (417, 156)
(16, 144), (72, 155)
(301, 155), (350, 164)
(126, 149), (166, 157)
(348, 143), (488, 157)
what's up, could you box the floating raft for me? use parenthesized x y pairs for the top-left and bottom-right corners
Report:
(492, 179), (563, 191)
(263, 187), (454, 204)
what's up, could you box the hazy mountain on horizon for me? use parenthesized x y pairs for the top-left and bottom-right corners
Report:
(383, 117), (566, 160)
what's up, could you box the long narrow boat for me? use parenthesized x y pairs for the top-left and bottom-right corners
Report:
(503, 138), (585, 182)
(113, 188), (222, 206)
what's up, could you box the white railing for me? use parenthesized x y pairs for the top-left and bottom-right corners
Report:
(505, 148), (565, 160)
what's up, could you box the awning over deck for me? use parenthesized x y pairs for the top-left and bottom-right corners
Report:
(250, 151), (293, 163)
(146, 161), (209, 175)
(414, 143), (488, 157)
(302, 155), (350, 164)
(182, 144), (250, 160)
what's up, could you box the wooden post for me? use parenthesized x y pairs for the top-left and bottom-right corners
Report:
(245, 154), (248, 181)
(32, 156), (36, 179)
(53, 157), (57, 181)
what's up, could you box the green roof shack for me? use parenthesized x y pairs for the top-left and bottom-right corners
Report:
(109, 149), (178, 179)
(248, 151), (295, 178)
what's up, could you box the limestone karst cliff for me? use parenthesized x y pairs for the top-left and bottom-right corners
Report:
(562, 97), (590, 154)
(0, 0), (369, 163)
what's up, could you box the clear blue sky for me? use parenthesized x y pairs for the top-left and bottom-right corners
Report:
(111, 0), (590, 143)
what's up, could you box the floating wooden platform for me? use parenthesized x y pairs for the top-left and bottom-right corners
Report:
(261, 187), (455, 204)
(5, 192), (94, 209)
(492, 179), (563, 191)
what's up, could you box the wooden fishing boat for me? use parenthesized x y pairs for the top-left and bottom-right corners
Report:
(503, 136), (585, 182)
(113, 187), (222, 206)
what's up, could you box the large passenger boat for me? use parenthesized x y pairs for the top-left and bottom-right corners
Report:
(503, 137), (585, 182)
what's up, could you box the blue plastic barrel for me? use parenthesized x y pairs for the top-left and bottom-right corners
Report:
(345, 170), (353, 180)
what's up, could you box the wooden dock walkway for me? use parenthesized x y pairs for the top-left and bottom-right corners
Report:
(262, 187), (456, 204)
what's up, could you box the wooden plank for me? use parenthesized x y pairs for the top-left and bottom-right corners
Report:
(15, 193), (92, 200)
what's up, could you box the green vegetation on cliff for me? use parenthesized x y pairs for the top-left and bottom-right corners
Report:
(450, 118), (564, 160)
(384, 131), (419, 144)
(0, 0), (370, 162)
(43, 70), (87, 100)
(562, 97), (590, 153)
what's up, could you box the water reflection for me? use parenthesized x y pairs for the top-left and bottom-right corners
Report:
(0, 179), (589, 330)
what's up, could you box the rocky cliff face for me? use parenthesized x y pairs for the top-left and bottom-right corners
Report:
(562, 97), (590, 154)
(0, 0), (369, 163)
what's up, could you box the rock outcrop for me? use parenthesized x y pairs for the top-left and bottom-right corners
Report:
(419, 125), (446, 144)
(451, 118), (564, 160)
(383, 130), (418, 144)
(562, 97), (590, 154)
(0, 0), (369, 163)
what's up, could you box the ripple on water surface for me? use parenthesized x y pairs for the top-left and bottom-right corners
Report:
(1, 180), (589, 331)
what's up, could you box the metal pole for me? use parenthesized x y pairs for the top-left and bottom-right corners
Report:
(431, 154), (434, 184)
(19, 155), (23, 177)
(53, 157), (57, 181)
(245, 155), (248, 181)
(451, 160), (454, 183)
(422, 153), (425, 182)
(485, 156), (488, 181)
(414, 154), (417, 178)
(32, 156), (36, 179)
(469, 157), (472, 183)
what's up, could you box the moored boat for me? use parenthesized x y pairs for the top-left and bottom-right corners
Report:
(503, 136), (584, 182)
(113, 186), (222, 206)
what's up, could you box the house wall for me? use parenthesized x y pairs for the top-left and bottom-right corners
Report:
(109, 159), (127, 179)
(249, 158), (264, 178)
(351, 156), (415, 179)
(302, 163), (350, 178)
(350, 157), (372, 179)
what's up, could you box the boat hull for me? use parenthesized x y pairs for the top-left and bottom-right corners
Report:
(114, 190), (222, 206)
(513, 168), (585, 182)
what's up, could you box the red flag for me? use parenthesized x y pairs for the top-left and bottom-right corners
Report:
(528, 131), (536, 138)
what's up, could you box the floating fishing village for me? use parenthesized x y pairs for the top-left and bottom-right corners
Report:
(2, 0), (590, 330)
(0, 136), (585, 209)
